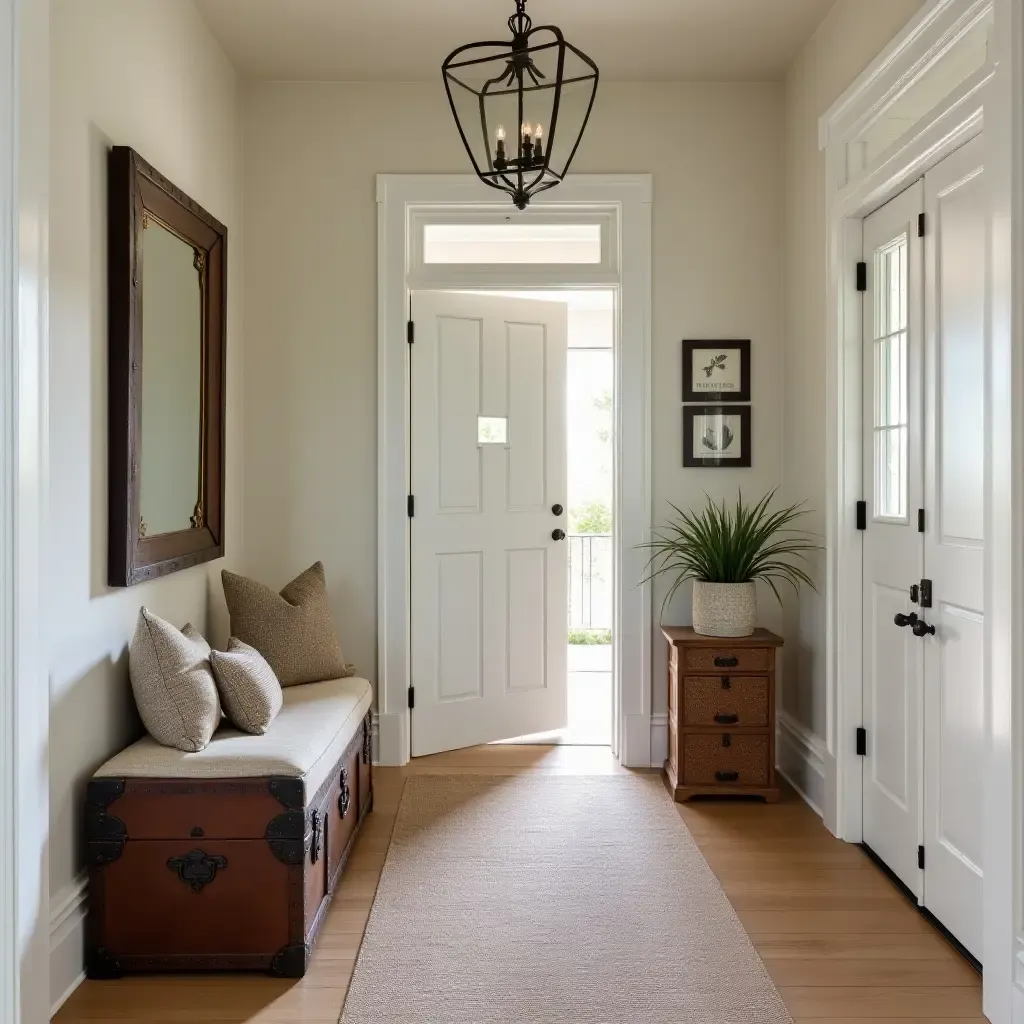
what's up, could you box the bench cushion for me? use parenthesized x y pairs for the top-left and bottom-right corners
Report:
(96, 676), (372, 801)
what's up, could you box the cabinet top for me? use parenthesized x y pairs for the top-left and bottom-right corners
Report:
(661, 626), (784, 647)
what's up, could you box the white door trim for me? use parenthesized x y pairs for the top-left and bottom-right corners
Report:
(1, 0), (50, 1022)
(376, 173), (653, 767)
(821, 1), (1023, 1020)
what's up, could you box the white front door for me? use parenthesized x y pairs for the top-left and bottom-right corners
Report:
(860, 138), (986, 963)
(861, 180), (926, 897)
(920, 136), (986, 962)
(410, 292), (568, 757)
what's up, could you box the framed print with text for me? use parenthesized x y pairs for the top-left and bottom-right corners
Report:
(682, 339), (751, 403)
(683, 405), (751, 468)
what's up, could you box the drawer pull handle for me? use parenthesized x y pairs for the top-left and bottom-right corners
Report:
(716, 771), (740, 783)
(714, 656), (739, 668)
(714, 713), (739, 725)
(722, 733), (732, 748)
(721, 676), (731, 690)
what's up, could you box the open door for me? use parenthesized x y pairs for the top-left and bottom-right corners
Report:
(410, 292), (568, 757)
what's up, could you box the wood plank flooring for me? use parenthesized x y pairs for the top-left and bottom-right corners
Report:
(55, 745), (985, 1023)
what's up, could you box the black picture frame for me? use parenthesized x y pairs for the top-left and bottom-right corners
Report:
(683, 405), (752, 468)
(682, 339), (751, 403)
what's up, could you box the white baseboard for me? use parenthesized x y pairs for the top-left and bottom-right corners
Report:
(371, 710), (380, 764)
(621, 713), (652, 768)
(650, 712), (668, 768)
(50, 874), (88, 1017)
(776, 711), (827, 816)
(375, 709), (407, 766)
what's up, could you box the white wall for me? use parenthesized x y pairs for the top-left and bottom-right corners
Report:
(241, 81), (785, 733)
(48, 0), (242, 1009)
(780, 0), (926, 800)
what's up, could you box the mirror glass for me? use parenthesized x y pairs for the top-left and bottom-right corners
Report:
(139, 218), (204, 537)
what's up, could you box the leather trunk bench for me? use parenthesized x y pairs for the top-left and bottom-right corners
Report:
(85, 676), (373, 979)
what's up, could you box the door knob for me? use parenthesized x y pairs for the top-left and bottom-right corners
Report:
(551, 529), (566, 541)
(551, 504), (564, 516)
(912, 620), (936, 637)
(894, 612), (919, 628)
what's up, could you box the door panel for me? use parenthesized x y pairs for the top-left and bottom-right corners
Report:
(922, 135), (985, 960)
(411, 292), (568, 756)
(861, 180), (925, 896)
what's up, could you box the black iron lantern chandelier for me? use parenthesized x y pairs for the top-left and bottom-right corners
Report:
(442, 0), (599, 210)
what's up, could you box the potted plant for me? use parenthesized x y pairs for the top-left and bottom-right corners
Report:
(641, 490), (819, 637)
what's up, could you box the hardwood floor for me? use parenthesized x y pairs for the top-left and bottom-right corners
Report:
(55, 745), (985, 1023)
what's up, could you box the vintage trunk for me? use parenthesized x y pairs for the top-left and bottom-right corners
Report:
(85, 710), (373, 978)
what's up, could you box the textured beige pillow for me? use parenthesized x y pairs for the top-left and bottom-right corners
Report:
(128, 608), (221, 752)
(221, 561), (352, 686)
(210, 639), (283, 735)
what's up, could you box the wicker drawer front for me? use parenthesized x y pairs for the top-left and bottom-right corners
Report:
(683, 647), (771, 673)
(682, 733), (769, 787)
(682, 676), (769, 728)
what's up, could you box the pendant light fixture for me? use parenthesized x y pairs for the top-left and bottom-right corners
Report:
(442, 0), (599, 210)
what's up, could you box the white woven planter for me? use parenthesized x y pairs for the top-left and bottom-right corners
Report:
(691, 581), (757, 638)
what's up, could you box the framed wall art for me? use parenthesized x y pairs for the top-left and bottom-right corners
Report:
(683, 405), (751, 468)
(682, 339), (751, 403)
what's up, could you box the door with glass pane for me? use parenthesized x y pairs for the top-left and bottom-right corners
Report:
(409, 292), (568, 757)
(861, 181), (925, 896)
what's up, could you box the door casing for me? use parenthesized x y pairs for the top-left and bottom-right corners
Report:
(376, 174), (653, 768)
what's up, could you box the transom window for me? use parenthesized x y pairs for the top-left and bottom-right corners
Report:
(423, 223), (602, 265)
(873, 236), (909, 521)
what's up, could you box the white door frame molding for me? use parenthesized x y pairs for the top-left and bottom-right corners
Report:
(1, 0), (50, 1022)
(821, 1), (1023, 1020)
(376, 173), (653, 767)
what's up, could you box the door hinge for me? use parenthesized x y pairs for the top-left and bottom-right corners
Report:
(407, 494), (415, 518)
(856, 500), (867, 530)
(917, 508), (925, 533)
(918, 212), (926, 238)
(407, 320), (414, 344)
(407, 686), (415, 710)
(856, 727), (867, 756)
(918, 844), (925, 869)
(919, 578), (933, 609)
(856, 262), (867, 292)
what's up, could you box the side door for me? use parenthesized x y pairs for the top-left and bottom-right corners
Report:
(410, 292), (568, 757)
(861, 180), (926, 895)
(920, 136), (986, 962)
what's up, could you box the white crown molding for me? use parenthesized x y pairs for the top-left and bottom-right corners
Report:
(819, 0), (993, 151)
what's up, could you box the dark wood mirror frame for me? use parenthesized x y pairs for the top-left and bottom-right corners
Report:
(108, 147), (227, 587)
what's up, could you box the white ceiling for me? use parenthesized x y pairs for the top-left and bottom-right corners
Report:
(195, 0), (837, 83)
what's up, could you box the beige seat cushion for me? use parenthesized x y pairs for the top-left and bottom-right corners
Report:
(96, 676), (372, 802)
(128, 608), (221, 753)
(210, 639), (284, 735)
(221, 562), (352, 686)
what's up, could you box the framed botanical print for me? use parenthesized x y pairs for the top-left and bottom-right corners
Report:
(682, 339), (751, 402)
(684, 405), (752, 468)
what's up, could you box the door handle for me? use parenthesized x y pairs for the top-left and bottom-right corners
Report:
(912, 620), (936, 637)
(551, 529), (566, 541)
(551, 504), (564, 516)
(893, 612), (919, 628)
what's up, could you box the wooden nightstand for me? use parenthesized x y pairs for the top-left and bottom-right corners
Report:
(662, 626), (784, 803)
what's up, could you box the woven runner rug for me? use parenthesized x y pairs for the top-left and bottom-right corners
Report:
(340, 773), (791, 1024)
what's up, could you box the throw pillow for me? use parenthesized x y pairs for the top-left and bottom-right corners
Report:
(220, 561), (352, 686)
(209, 638), (283, 735)
(128, 608), (221, 752)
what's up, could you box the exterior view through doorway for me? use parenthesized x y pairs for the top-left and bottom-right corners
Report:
(409, 286), (615, 756)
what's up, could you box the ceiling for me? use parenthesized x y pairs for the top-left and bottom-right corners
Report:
(195, 0), (837, 83)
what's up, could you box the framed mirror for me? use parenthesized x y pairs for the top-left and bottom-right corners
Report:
(108, 147), (227, 586)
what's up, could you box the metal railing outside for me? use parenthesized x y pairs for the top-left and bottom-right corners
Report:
(567, 533), (612, 631)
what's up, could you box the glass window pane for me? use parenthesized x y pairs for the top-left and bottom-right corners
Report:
(478, 416), (508, 444)
(424, 223), (602, 264)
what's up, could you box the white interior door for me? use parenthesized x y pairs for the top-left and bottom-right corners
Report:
(410, 292), (568, 757)
(921, 136), (986, 961)
(861, 180), (925, 897)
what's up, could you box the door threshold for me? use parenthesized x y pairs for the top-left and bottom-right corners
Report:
(859, 842), (982, 975)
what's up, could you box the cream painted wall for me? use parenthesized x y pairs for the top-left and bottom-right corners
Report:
(781, 0), (926, 743)
(241, 81), (785, 727)
(48, 0), (242, 1008)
